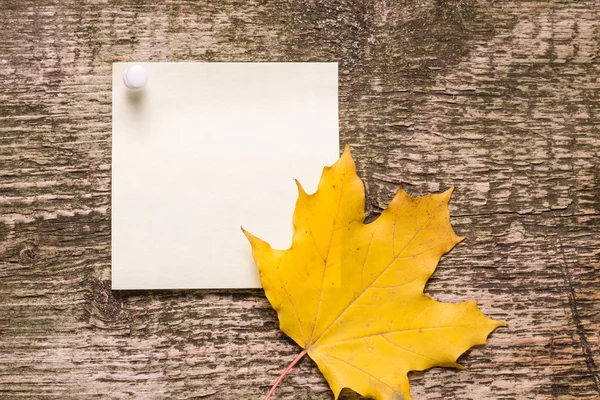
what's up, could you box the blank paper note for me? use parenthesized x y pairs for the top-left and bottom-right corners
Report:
(112, 62), (339, 289)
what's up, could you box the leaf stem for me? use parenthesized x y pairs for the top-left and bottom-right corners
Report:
(264, 349), (307, 400)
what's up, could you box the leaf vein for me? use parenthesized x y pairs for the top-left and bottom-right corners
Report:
(273, 260), (307, 344)
(319, 353), (401, 395)
(314, 197), (447, 345)
(316, 323), (500, 348)
(380, 334), (444, 364)
(309, 173), (347, 342)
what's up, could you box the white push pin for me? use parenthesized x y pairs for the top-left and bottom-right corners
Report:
(123, 65), (148, 91)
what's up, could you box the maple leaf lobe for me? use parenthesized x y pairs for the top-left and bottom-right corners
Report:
(244, 145), (505, 400)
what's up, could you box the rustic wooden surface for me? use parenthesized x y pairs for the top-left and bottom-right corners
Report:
(0, 0), (599, 399)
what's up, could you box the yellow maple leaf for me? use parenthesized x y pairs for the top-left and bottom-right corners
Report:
(243, 145), (505, 400)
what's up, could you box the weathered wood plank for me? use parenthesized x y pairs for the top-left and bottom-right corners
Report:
(0, 0), (598, 399)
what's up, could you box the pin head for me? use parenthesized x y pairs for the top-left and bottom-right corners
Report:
(123, 65), (148, 91)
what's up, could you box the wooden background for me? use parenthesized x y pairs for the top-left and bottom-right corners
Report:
(1, 0), (599, 399)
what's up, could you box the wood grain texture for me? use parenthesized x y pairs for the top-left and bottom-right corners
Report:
(0, 0), (598, 399)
